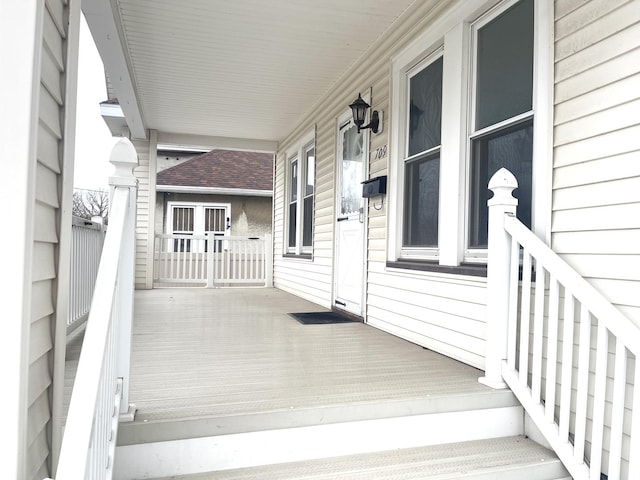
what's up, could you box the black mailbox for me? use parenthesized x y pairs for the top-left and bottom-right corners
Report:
(362, 176), (387, 198)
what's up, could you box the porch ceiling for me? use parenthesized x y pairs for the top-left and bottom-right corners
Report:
(84, 0), (417, 145)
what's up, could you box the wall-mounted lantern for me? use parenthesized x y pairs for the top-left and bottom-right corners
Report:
(349, 94), (381, 134)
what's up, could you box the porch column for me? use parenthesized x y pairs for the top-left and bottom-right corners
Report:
(130, 129), (158, 289)
(479, 168), (518, 389)
(109, 138), (139, 418)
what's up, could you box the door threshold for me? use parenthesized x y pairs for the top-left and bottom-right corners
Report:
(331, 305), (364, 323)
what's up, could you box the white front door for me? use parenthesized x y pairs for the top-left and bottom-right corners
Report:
(334, 114), (367, 316)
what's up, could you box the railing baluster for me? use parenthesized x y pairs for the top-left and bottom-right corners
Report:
(532, 262), (545, 404)
(574, 305), (592, 464)
(507, 236), (520, 371)
(559, 291), (575, 442)
(589, 322), (608, 479)
(519, 250), (532, 387)
(545, 275), (559, 424)
(608, 339), (627, 479)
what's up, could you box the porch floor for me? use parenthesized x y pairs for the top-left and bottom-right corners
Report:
(117, 287), (516, 445)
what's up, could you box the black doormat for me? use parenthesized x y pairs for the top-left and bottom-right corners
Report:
(289, 311), (358, 325)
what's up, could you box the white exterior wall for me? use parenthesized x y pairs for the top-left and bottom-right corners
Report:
(132, 130), (157, 289)
(1, 0), (81, 477)
(274, 0), (489, 368)
(552, 0), (640, 326)
(551, 1), (640, 475)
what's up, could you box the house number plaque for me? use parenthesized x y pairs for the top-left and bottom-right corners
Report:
(374, 145), (388, 160)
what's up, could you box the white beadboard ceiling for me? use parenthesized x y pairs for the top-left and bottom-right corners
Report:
(85, 0), (417, 145)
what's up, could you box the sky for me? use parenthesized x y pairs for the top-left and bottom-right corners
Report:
(73, 16), (119, 191)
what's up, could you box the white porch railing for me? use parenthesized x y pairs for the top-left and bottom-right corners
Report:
(484, 168), (640, 480)
(68, 216), (105, 334)
(53, 139), (138, 480)
(154, 234), (273, 287)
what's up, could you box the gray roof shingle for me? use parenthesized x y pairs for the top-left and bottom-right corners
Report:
(156, 149), (273, 191)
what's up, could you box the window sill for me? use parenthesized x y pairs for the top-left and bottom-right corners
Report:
(283, 253), (313, 261)
(386, 260), (487, 277)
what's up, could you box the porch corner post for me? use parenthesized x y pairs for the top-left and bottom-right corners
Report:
(479, 168), (518, 389)
(265, 233), (274, 288)
(109, 138), (139, 419)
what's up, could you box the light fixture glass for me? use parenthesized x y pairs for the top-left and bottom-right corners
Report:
(349, 94), (380, 134)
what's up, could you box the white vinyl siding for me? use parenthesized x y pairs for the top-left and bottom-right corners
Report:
(552, 2), (640, 476)
(9, 0), (81, 477)
(553, 0), (640, 325)
(132, 131), (158, 289)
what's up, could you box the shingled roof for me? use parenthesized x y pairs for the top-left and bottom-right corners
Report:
(156, 149), (273, 191)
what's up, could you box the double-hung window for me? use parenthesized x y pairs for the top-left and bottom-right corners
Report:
(286, 129), (316, 256)
(389, 0), (547, 268)
(468, 0), (534, 250)
(402, 54), (443, 256)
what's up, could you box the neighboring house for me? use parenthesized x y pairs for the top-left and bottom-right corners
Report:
(5, 0), (639, 478)
(155, 149), (273, 244)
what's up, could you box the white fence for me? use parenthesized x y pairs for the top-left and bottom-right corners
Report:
(484, 168), (640, 480)
(68, 217), (105, 333)
(53, 139), (138, 480)
(154, 234), (273, 288)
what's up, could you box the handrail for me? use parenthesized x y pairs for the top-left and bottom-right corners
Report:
(56, 188), (130, 479)
(53, 138), (138, 480)
(485, 168), (640, 480)
(503, 215), (640, 357)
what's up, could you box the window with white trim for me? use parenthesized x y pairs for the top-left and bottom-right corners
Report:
(402, 53), (443, 257)
(468, 0), (533, 250)
(285, 129), (315, 255)
(167, 202), (230, 252)
(389, 0), (545, 268)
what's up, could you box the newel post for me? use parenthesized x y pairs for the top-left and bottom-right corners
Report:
(479, 168), (518, 389)
(109, 138), (139, 419)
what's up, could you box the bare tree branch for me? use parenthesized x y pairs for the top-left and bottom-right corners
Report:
(73, 189), (109, 223)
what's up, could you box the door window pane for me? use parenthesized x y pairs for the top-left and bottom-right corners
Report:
(341, 125), (364, 216)
(408, 56), (443, 156)
(404, 153), (440, 247)
(469, 120), (533, 248)
(475, 0), (533, 130)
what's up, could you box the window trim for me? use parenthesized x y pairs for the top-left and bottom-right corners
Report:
(399, 50), (444, 259)
(465, 0), (536, 261)
(284, 127), (316, 257)
(388, 0), (552, 269)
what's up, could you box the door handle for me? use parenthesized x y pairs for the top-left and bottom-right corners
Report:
(337, 216), (349, 222)
(359, 207), (364, 224)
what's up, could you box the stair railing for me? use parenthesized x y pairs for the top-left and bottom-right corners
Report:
(52, 139), (138, 480)
(483, 168), (640, 480)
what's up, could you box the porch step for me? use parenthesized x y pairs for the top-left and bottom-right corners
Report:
(114, 391), (526, 478)
(151, 436), (569, 479)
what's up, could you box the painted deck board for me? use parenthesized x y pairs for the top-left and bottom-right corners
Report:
(111, 288), (510, 444)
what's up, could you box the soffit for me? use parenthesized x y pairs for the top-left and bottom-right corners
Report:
(105, 0), (417, 143)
